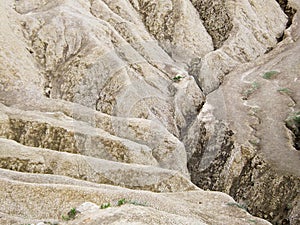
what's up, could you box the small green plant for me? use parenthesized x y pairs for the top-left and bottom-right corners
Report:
(68, 208), (77, 219)
(292, 114), (300, 124)
(62, 207), (78, 221)
(172, 75), (185, 82)
(249, 139), (260, 147)
(100, 202), (111, 209)
(286, 203), (293, 210)
(43, 222), (59, 225)
(277, 87), (292, 94)
(286, 111), (300, 127)
(247, 106), (261, 117)
(286, 111), (300, 150)
(99, 199), (147, 210)
(242, 81), (260, 99)
(128, 200), (147, 207)
(251, 81), (260, 89)
(262, 71), (278, 79)
(226, 202), (248, 211)
(117, 198), (126, 206)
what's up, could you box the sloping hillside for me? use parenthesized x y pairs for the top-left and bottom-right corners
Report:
(0, 0), (299, 224)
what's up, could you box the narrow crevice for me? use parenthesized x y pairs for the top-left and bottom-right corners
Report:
(187, 58), (204, 93)
(276, 0), (297, 42)
(276, 0), (297, 29)
(187, 122), (235, 191)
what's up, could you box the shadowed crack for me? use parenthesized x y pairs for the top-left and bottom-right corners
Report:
(276, 0), (297, 28)
(187, 122), (235, 191)
(276, 0), (297, 42)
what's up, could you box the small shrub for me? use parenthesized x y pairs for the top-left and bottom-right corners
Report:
(251, 81), (260, 89)
(41, 222), (58, 225)
(249, 219), (257, 223)
(242, 81), (260, 99)
(262, 71), (278, 79)
(62, 207), (78, 221)
(172, 75), (184, 82)
(117, 198), (126, 206)
(286, 203), (293, 210)
(286, 111), (300, 127)
(249, 139), (260, 147)
(277, 88), (292, 94)
(285, 111), (300, 150)
(295, 115), (300, 123)
(100, 202), (111, 209)
(128, 200), (147, 206)
(226, 202), (248, 211)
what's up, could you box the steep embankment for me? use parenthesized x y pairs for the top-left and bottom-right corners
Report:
(0, 0), (299, 224)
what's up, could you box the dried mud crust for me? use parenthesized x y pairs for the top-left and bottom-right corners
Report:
(1, 0), (299, 224)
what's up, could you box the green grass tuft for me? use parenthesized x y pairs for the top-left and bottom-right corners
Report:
(128, 200), (148, 207)
(100, 202), (111, 209)
(277, 87), (292, 94)
(117, 198), (126, 206)
(62, 207), (78, 221)
(172, 75), (185, 82)
(242, 81), (260, 99)
(262, 71), (278, 79)
(249, 219), (257, 223)
(226, 202), (248, 211)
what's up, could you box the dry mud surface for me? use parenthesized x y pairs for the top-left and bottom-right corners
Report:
(0, 0), (299, 224)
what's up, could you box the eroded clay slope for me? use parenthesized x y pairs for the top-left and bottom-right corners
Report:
(0, 0), (299, 224)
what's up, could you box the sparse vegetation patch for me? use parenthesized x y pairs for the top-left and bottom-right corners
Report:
(100, 202), (111, 209)
(117, 198), (126, 206)
(172, 75), (185, 82)
(242, 81), (260, 99)
(285, 111), (300, 150)
(277, 87), (292, 94)
(262, 71), (278, 79)
(62, 207), (79, 221)
(226, 202), (248, 211)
